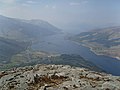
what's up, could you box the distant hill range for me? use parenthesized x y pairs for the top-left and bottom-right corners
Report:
(0, 15), (60, 64)
(0, 15), (60, 41)
(71, 26), (120, 60)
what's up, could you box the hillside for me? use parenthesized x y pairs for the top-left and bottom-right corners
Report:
(0, 15), (60, 41)
(0, 15), (60, 67)
(0, 64), (120, 90)
(0, 50), (103, 72)
(71, 26), (120, 60)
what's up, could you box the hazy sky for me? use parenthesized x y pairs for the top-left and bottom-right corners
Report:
(0, 0), (120, 31)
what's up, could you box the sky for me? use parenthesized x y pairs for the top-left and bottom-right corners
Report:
(0, 0), (120, 32)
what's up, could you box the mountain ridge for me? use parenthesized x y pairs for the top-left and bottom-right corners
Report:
(0, 15), (60, 41)
(0, 15), (61, 67)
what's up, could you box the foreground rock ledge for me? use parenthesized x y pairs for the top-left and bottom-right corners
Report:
(0, 64), (120, 90)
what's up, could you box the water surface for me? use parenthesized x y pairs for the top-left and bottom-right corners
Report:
(32, 33), (120, 76)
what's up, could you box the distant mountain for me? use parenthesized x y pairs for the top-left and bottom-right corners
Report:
(0, 37), (30, 64)
(0, 15), (60, 64)
(23, 19), (60, 33)
(0, 15), (60, 41)
(71, 26), (120, 60)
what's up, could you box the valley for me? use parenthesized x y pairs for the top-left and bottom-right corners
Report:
(0, 1), (120, 90)
(0, 15), (102, 73)
(0, 15), (60, 70)
(0, 15), (120, 75)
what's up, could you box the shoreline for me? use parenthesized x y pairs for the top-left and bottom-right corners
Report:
(71, 40), (120, 61)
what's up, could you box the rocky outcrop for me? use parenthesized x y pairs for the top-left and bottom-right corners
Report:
(0, 64), (120, 90)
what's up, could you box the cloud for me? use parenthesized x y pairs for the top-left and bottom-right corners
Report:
(21, 3), (31, 7)
(52, 5), (56, 9)
(45, 5), (49, 8)
(0, 0), (16, 4)
(45, 5), (56, 9)
(82, 1), (88, 4)
(69, 1), (88, 6)
(69, 2), (81, 6)
(26, 0), (37, 4)
(21, 0), (37, 6)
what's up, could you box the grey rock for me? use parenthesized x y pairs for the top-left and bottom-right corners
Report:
(0, 64), (120, 90)
(102, 81), (120, 90)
